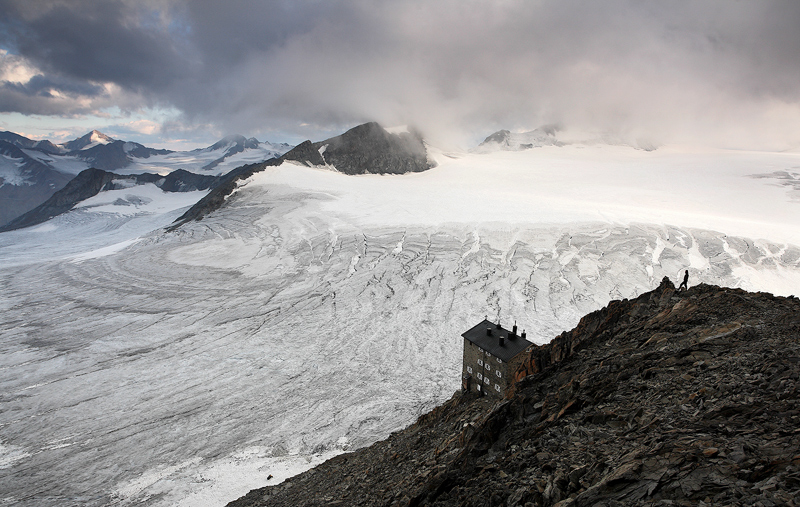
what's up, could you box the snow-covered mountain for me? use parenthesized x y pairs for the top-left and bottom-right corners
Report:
(475, 125), (562, 152)
(0, 130), (292, 228)
(476, 125), (660, 153)
(195, 134), (263, 171)
(106, 135), (291, 175)
(0, 140), (73, 226)
(1, 137), (800, 507)
(61, 130), (115, 151)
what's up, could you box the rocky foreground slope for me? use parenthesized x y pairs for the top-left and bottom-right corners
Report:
(229, 279), (800, 507)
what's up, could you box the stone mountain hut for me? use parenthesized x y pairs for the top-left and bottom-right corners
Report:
(461, 319), (534, 396)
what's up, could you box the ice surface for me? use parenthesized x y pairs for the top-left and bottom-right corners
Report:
(1, 144), (799, 506)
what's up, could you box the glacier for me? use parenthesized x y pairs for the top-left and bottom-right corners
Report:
(1, 143), (799, 506)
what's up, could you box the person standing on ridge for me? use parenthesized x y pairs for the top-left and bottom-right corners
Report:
(679, 270), (689, 291)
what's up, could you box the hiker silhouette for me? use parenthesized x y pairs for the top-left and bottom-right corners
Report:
(679, 270), (688, 291)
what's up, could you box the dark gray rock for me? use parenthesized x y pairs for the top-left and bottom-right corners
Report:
(312, 122), (432, 175)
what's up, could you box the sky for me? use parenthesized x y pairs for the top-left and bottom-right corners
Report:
(1, 0), (800, 151)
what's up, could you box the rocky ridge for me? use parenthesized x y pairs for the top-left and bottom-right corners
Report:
(228, 279), (800, 506)
(0, 168), (220, 232)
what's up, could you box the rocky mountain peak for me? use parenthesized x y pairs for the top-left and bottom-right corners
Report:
(62, 130), (114, 151)
(311, 122), (433, 175)
(228, 279), (800, 506)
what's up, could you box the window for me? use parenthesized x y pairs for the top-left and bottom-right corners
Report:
(477, 384), (481, 391)
(477, 373), (483, 381)
(487, 352), (492, 359)
(485, 363), (491, 371)
(497, 357), (502, 363)
(495, 384), (501, 392)
(484, 377), (490, 385)
(477, 359), (483, 367)
(467, 366), (473, 374)
(496, 370), (502, 378)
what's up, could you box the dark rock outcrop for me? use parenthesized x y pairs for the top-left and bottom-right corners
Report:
(227, 279), (800, 506)
(311, 122), (432, 175)
(0, 168), (219, 232)
(281, 140), (326, 166)
(169, 122), (435, 229)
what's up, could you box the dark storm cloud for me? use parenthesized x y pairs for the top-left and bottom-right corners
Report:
(1, 0), (800, 148)
(0, 0), (191, 90)
(3, 74), (104, 98)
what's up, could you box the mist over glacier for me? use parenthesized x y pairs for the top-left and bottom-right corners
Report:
(1, 144), (800, 506)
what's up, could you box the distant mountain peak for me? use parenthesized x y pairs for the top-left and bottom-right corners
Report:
(207, 134), (259, 152)
(89, 130), (113, 144)
(63, 130), (115, 152)
(476, 125), (661, 152)
(476, 124), (562, 153)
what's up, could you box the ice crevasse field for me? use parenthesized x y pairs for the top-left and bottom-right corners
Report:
(1, 143), (800, 506)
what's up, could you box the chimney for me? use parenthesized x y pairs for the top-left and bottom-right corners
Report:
(512, 321), (518, 335)
(499, 336), (505, 346)
(486, 327), (492, 336)
(496, 321), (501, 330)
(521, 330), (527, 339)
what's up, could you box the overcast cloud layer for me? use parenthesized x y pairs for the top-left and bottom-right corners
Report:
(1, 0), (800, 149)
